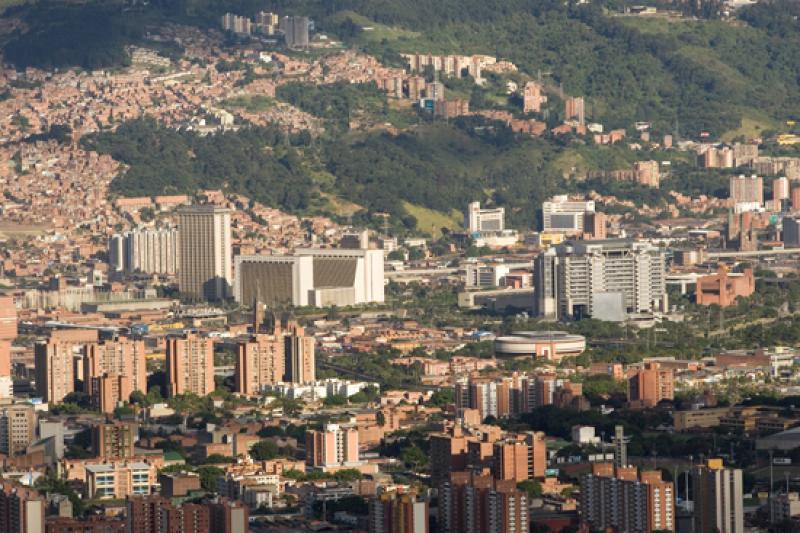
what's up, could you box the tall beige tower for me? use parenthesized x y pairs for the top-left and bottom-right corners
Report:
(177, 206), (232, 301)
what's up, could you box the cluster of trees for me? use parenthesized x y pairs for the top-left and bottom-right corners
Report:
(83, 118), (316, 212)
(276, 81), (393, 130)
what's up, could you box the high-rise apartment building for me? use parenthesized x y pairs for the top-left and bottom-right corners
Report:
(565, 96), (585, 125)
(522, 81), (546, 114)
(775, 177), (790, 202)
(633, 160), (660, 188)
(281, 16), (310, 49)
(492, 440), (529, 484)
(108, 228), (179, 275)
(369, 491), (429, 533)
(541, 195), (596, 234)
(466, 201), (505, 234)
(91, 421), (136, 459)
(84, 337), (146, 413)
(627, 362), (674, 409)
(729, 174), (764, 205)
(693, 459), (744, 533)
(0, 404), (36, 456)
(534, 239), (667, 321)
(439, 472), (528, 533)
(34, 339), (77, 403)
(236, 333), (284, 395)
(283, 329), (315, 384)
(166, 332), (215, 397)
(580, 463), (674, 533)
(0, 479), (45, 533)
(305, 424), (362, 471)
(177, 206), (232, 301)
(0, 296), (16, 400)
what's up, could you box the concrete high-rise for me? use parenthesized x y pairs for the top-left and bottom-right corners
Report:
(34, 340), (76, 404)
(0, 295), (16, 400)
(236, 334), (284, 395)
(177, 206), (232, 301)
(284, 330), (315, 384)
(534, 239), (667, 321)
(84, 337), (147, 413)
(305, 424), (362, 471)
(693, 459), (743, 533)
(91, 421), (136, 459)
(522, 81), (546, 113)
(369, 491), (429, 533)
(541, 195), (595, 234)
(0, 479), (45, 533)
(580, 463), (674, 533)
(466, 201), (505, 233)
(439, 472), (528, 533)
(0, 404), (36, 456)
(729, 174), (764, 205)
(166, 332), (215, 397)
(627, 362), (674, 409)
(281, 16), (309, 49)
(109, 228), (179, 275)
(565, 96), (585, 125)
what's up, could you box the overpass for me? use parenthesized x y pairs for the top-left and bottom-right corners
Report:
(705, 248), (800, 259)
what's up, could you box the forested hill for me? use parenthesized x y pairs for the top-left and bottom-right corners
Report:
(191, 0), (800, 137)
(4, 0), (800, 137)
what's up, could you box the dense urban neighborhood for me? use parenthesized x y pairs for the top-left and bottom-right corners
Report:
(2, 0), (800, 532)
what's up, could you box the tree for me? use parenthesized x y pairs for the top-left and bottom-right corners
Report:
(517, 479), (543, 498)
(400, 445), (428, 471)
(333, 469), (363, 482)
(197, 466), (223, 492)
(250, 439), (279, 461)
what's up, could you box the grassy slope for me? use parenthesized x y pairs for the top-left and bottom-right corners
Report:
(401, 201), (462, 238)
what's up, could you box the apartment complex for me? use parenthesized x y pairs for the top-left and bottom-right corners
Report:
(0, 480), (45, 533)
(108, 227), (179, 275)
(439, 472), (528, 533)
(729, 174), (764, 206)
(522, 81), (546, 114)
(369, 490), (429, 533)
(0, 404), (36, 456)
(305, 424), (362, 471)
(84, 337), (147, 414)
(234, 248), (384, 307)
(177, 206), (232, 301)
(580, 463), (674, 533)
(92, 422), (136, 459)
(0, 295), (16, 398)
(34, 339), (77, 404)
(165, 332), (215, 397)
(627, 362), (675, 409)
(534, 239), (667, 321)
(693, 459), (744, 533)
(86, 461), (153, 499)
(235, 313), (316, 394)
(280, 16), (310, 49)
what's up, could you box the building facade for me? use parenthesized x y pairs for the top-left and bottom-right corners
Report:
(534, 239), (667, 321)
(177, 206), (232, 301)
(165, 332), (215, 397)
(693, 460), (743, 533)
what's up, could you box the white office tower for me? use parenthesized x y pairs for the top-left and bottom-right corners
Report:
(534, 239), (667, 321)
(235, 248), (385, 307)
(541, 195), (595, 234)
(177, 206), (232, 301)
(466, 201), (505, 233)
